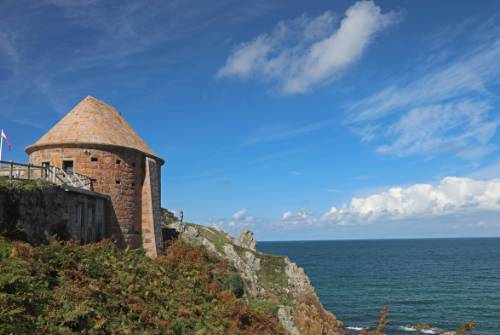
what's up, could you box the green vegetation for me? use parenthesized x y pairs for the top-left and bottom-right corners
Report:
(161, 208), (179, 226)
(191, 224), (233, 253)
(178, 222), (288, 291)
(222, 271), (245, 298)
(0, 177), (51, 191)
(0, 237), (286, 335)
(248, 299), (281, 316)
(257, 253), (288, 290)
(178, 223), (291, 309)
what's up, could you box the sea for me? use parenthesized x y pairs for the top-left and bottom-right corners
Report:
(258, 238), (500, 335)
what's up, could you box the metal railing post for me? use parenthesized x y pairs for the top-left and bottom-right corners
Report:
(0, 161), (92, 190)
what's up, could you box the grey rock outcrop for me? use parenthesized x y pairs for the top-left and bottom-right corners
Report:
(277, 306), (300, 335)
(285, 257), (312, 292)
(164, 222), (344, 335)
(223, 243), (261, 297)
(237, 229), (256, 250)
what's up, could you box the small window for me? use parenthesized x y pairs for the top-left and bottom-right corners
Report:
(131, 182), (135, 187)
(90, 178), (98, 185)
(91, 157), (98, 162)
(116, 159), (121, 165)
(131, 162), (136, 167)
(62, 160), (74, 174)
(115, 180), (121, 185)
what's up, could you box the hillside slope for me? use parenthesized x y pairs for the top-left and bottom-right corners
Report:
(0, 237), (286, 334)
(164, 221), (344, 335)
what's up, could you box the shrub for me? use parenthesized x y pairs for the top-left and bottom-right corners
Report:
(0, 237), (286, 334)
(223, 271), (245, 298)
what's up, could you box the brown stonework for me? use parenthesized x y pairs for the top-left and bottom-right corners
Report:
(25, 96), (164, 256)
(141, 157), (163, 257)
(0, 184), (109, 245)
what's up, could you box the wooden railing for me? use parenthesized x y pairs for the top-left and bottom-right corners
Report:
(0, 160), (93, 190)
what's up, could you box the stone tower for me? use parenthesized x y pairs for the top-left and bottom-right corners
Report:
(26, 96), (164, 257)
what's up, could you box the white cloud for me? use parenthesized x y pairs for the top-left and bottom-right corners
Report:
(322, 176), (500, 225)
(218, 1), (397, 94)
(282, 208), (317, 226)
(232, 208), (249, 221)
(218, 35), (272, 79)
(209, 208), (256, 232)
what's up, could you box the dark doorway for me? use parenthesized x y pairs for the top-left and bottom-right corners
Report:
(41, 161), (50, 178)
(62, 160), (74, 174)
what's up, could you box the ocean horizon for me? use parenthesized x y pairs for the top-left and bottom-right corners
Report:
(258, 236), (500, 243)
(258, 237), (500, 335)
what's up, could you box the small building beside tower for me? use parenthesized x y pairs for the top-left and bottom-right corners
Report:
(25, 96), (164, 257)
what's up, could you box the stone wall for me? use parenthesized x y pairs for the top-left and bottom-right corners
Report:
(149, 158), (163, 255)
(29, 146), (145, 247)
(0, 182), (110, 245)
(140, 157), (163, 257)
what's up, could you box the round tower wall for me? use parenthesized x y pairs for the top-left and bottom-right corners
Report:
(29, 146), (144, 247)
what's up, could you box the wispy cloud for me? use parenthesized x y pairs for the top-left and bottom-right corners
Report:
(375, 100), (498, 158)
(218, 1), (397, 94)
(0, 32), (19, 67)
(347, 23), (500, 161)
(0, 0), (278, 116)
(250, 146), (312, 165)
(242, 119), (333, 146)
(468, 160), (500, 179)
(349, 39), (500, 122)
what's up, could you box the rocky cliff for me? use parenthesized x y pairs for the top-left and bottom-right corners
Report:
(164, 221), (344, 335)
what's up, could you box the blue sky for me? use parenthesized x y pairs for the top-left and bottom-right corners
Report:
(1, 0), (499, 241)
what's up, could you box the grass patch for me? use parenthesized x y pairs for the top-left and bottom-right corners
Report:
(186, 223), (233, 253)
(258, 253), (288, 291)
(251, 299), (281, 316)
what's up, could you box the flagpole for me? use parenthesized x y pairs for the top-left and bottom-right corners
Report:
(0, 129), (3, 162)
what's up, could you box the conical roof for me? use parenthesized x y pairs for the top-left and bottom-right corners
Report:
(26, 96), (161, 161)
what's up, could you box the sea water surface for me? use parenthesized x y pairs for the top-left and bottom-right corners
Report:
(258, 238), (500, 335)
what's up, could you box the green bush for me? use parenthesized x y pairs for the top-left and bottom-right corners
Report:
(223, 270), (245, 298)
(0, 237), (286, 335)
